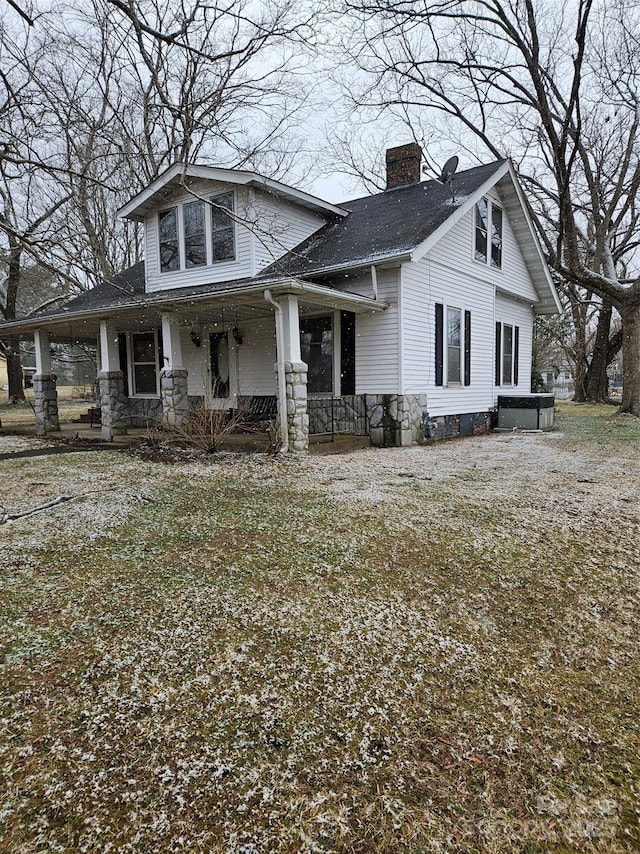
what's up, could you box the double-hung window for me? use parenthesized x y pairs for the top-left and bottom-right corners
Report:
(474, 197), (502, 268)
(495, 322), (520, 386)
(130, 330), (161, 396)
(435, 303), (471, 387)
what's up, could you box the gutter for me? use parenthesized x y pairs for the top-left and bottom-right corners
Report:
(263, 289), (289, 455)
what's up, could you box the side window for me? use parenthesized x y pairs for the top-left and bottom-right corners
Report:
(447, 306), (462, 384)
(491, 205), (502, 268)
(436, 303), (471, 387)
(159, 208), (179, 272)
(211, 192), (235, 262)
(495, 322), (520, 385)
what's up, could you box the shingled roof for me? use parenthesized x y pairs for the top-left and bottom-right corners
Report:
(3, 157), (554, 333)
(264, 160), (508, 277)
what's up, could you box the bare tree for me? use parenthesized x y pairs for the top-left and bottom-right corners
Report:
(0, 0), (319, 400)
(341, 0), (640, 413)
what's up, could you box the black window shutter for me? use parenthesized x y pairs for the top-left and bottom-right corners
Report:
(495, 322), (502, 386)
(435, 303), (444, 386)
(514, 325), (520, 386)
(464, 310), (471, 386)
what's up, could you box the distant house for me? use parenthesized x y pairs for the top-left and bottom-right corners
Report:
(0, 143), (560, 449)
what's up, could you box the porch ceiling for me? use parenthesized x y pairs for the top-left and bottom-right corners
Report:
(5, 278), (386, 344)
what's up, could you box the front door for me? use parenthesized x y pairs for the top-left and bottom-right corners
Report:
(209, 331), (230, 398)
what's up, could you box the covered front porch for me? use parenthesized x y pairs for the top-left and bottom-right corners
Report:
(23, 280), (387, 454)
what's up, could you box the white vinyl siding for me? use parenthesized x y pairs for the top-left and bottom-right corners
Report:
(495, 293), (533, 397)
(401, 257), (494, 415)
(345, 268), (400, 394)
(237, 318), (278, 396)
(250, 189), (327, 270)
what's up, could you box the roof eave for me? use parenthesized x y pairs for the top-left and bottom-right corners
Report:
(117, 163), (348, 222)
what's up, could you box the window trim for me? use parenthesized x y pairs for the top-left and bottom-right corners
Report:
(210, 191), (236, 263)
(474, 196), (503, 270)
(157, 190), (236, 274)
(495, 321), (520, 387)
(435, 302), (471, 388)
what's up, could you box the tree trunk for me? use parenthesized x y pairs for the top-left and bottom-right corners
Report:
(584, 301), (612, 403)
(620, 301), (640, 415)
(6, 338), (25, 402)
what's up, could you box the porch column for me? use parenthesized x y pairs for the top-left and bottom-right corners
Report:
(33, 329), (59, 435)
(160, 313), (189, 428)
(98, 319), (128, 441)
(280, 295), (308, 454)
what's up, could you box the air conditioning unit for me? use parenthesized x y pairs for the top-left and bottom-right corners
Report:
(497, 394), (555, 430)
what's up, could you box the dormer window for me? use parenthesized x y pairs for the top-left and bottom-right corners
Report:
(158, 192), (235, 273)
(159, 207), (179, 272)
(211, 192), (235, 261)
(474, 197), (502, 268)
(184, 201), (206, 267)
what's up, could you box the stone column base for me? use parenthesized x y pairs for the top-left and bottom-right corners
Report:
(98, 370), (129, 441)
(160, 368), (189, 428)
(284, 361), (308, 454)
(365, 394), (428, 446)
(33, 373), (59, 435)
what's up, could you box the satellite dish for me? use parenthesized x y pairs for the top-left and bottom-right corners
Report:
(439, 155), (459, 184)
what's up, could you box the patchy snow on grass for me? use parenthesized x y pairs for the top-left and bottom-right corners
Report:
(1, 405), (639, 852)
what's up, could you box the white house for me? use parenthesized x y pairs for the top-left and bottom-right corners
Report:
(0, 143), (561, 451)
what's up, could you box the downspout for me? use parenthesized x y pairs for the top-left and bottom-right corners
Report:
(264, 289), (289, 454)
(370, 264), (378, 300)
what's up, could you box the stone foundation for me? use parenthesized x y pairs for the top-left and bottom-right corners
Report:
(285, 361), (308, 454)
(365, 394), (429, 447)
(423, 411), (492, 441)
(160, 368), (189, 428)
(98, 370), (129, 440)
(33, 373), (59, 435)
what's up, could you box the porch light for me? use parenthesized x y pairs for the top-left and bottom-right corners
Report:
(190, 326), (202, 347)
(232, 325), (243, 346)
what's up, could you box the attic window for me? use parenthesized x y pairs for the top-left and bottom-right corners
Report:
(474, 197), (502, 269)
(158, 192), (235, 273)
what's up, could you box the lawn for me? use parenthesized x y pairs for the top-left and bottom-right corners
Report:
(1, 403), (639, 852)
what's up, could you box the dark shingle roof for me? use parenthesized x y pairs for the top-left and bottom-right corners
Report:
(264, 160), (507, 277)
(7, 160), (507, 328)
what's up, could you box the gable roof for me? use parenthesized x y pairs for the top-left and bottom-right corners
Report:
(118, 163), (348, 222)
(0, 157), (560, 337)
(266, 160), (507, 277)
(264, 158), (561, 314)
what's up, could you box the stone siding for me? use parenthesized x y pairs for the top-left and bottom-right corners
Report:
(365, 394), (429, 447)
(424, 411), (492, 441)
(160, 368), (189, 428)
(284, 361), (308, 454)
(128, 397), (163, 427)
(98, 371), (129, 440)
(33, 373), (59, 435)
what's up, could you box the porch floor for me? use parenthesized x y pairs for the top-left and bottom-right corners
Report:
(0, 420), (370, 455)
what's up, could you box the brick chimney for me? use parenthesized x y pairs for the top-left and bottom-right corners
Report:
(385, 143), (423, 189)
